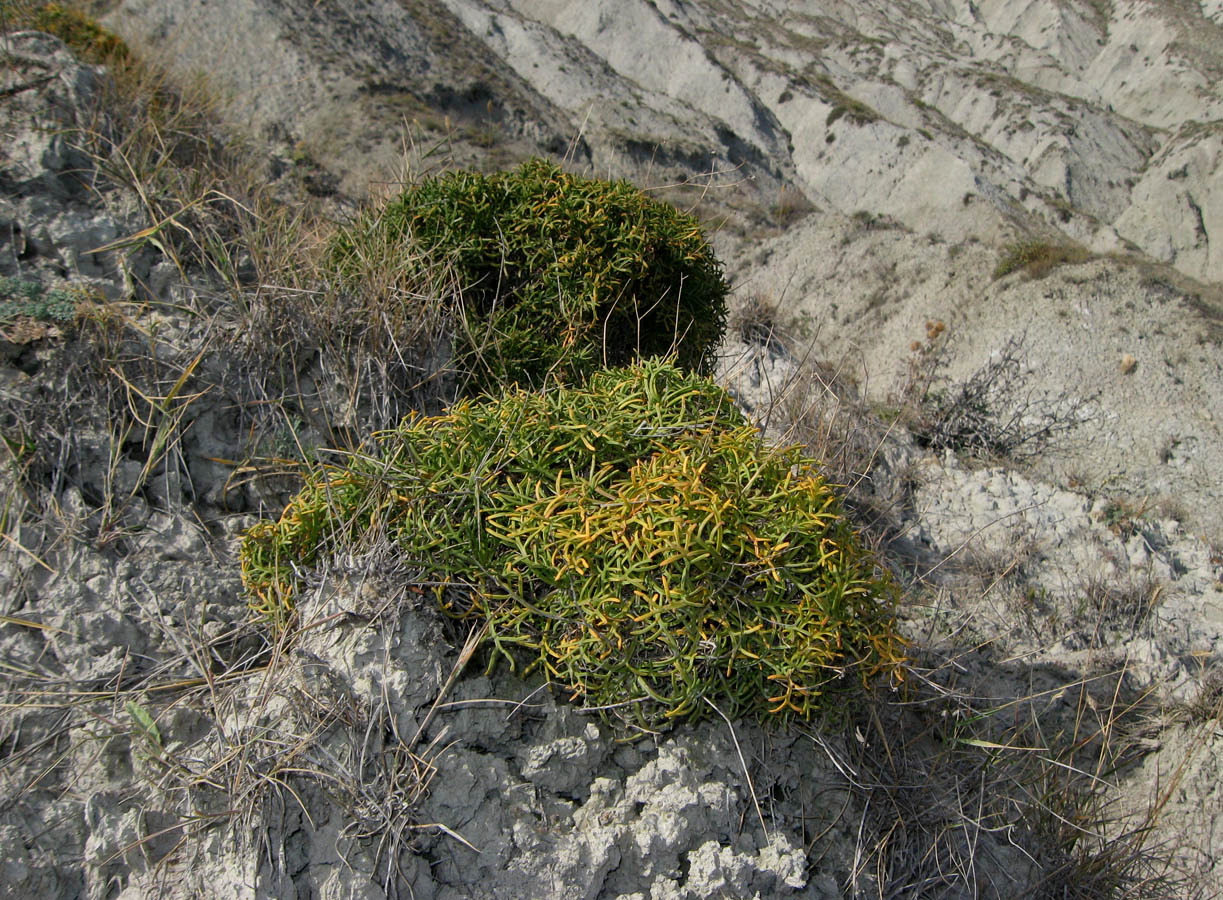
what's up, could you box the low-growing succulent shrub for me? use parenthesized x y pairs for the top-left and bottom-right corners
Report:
(329, 158), (729, 393)
(241, 359), (902, 729)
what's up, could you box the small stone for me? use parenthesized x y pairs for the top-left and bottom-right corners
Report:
(1120, 353), (1138, 375)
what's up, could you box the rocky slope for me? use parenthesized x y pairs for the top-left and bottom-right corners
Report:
(1, 2), (1222, 899)
(106, 0), (1223, 281)
(102, 0), (1223, 542)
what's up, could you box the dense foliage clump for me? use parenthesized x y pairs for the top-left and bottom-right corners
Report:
(241, 359), (902, 729)
(330, 159), (729, 393)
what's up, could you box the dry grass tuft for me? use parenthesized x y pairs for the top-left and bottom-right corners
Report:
(839, 645), (1200, 899)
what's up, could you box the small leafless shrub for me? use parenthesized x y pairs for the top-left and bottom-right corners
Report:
(906, 334), (1097, 463)
(730, 292), (789, 352)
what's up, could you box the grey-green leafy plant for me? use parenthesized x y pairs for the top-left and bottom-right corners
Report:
(0, 276), (81, 324)
(125, 699), (163, 753)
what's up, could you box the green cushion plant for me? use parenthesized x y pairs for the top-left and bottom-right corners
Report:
(241, 359), (902, 729)
(329, 159), (729, 393)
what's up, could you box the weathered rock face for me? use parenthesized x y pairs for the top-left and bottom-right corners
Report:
(102, 0), (588, 197)
(1115, 121), (1223, 278)
(726, 212), (1223, 542)
(106, 0), (1223, 281)
(0, 31), (125, 288)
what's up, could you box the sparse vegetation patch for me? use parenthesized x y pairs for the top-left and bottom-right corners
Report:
(993, 240), (1092, 280)
(805, 73), (879, 126)
(902, 331), (1096, 462)
(1, 2), (130, 63)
